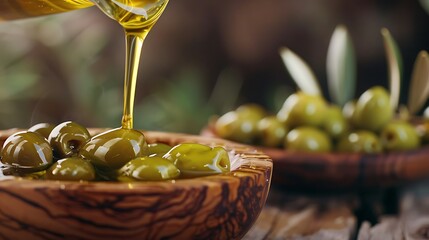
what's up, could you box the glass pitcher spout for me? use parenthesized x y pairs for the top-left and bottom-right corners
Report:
(0, 0), (94, 21)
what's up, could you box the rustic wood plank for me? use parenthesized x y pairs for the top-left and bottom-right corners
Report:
(357, 217), (404, 240)
(357, 180), (429, 240)
(401, 186), (429, 240)
(244, 188), (357, 239)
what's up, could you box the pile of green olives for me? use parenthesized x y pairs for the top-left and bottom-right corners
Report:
(0, 121), (231, 182)
(214, 86), (424, 154)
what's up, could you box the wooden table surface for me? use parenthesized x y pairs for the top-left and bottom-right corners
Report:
(243, 180), (429, 240)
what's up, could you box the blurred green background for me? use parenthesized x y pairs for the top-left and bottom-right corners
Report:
(0, 0), (428, 133)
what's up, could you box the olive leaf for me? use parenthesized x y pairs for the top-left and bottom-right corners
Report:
(420, 0), (429, 14)
(381, 28), (403, 110)
(408, 51), (429, 115)
(208, 68), (243, 114)
(326, 25), (356, 107)
(279, 47), (322, 96)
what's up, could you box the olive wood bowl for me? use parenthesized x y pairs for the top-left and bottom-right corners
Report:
(201, 126), (429, 190)
(0, 129), (272, 240)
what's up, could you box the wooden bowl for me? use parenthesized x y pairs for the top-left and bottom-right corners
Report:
(0, 129), (272, 240)
(202, 126), (429, 190)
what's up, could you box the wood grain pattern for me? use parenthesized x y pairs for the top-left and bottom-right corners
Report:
(268, 145), (429, 189)
(0, 130), (272, 240)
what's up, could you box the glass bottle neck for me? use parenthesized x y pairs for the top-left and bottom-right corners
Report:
(0, 0), (94, 21)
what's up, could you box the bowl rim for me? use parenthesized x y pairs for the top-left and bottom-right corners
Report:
(0, 128), (273, 190)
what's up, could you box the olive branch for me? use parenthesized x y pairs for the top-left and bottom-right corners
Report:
(280, 25), (429, 118)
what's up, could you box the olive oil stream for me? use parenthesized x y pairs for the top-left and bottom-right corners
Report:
(1, 0), (169, 129)
(0, 1), (236, 184)
(93, 0), (169, 129)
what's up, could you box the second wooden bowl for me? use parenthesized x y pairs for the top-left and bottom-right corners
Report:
(202, 126), (429, 190)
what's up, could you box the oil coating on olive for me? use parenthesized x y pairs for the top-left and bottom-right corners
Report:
(28, 123), (55, 140)
(118, 156), (180, 181)
(1, 131), (53, 171)
(236, 104), (266, 120)
(284, 127), (332, 153)
(322, 105), (348, 139)
(79, 128), (148, 171)
(214, 103), (266, 144)
(380, 121), (420, 151)
(354, 86), (393, 132)
(342, 100), (358, 126)
(147, 143), (172, 157)
(277, 92), (328, 128)
(257, 116), (288, 147)
(214, 111), (259, 144)
(337, 130), (383, 154)
(163, 143), (230, 177)
(48, 121), (91, 158)
(46, 157), (96, 181)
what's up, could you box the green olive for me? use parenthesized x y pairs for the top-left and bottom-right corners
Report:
(337, 130), (383, 154)
(342, 100), (358, 126)
(416, 122), (429, 143)
(48, 121), (91, 158)
(380, 121), (420, 151)
(236, 104), (266, 120)
(1, 131), (53, 172)
(79, 128), (148, 171)
(163, 143), (230, 177)
(284, 127), (332, 153)
(28, 123), (55, 140)
(354, 86), (393, 132)
(46, 157), (96, 181)
(118, 156), (180, 181)
(257, 116), (288, 147)
(277, 92), (327, 128)
(214, 111), (258, 144)
(147, 143), (172, 157)
(214, 104), (266, 144)
(322, 105), (348, 139)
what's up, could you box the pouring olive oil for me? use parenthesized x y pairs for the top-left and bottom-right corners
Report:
(1, 0), (169, 129)
(91, 0), (169, 129)
(0, 1), (233, 182)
